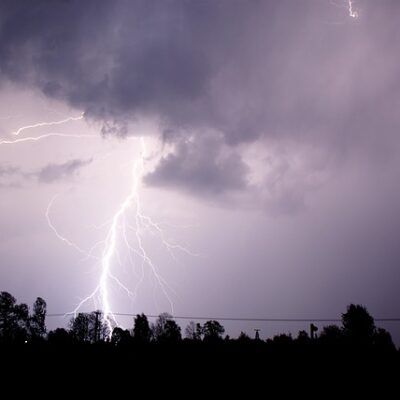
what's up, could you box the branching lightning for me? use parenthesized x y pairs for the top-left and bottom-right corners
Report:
(46, 195), (101, 261)
(3, 113), (197, 336)
(0, 113), (92, 145)
(69, 136), (197, 334)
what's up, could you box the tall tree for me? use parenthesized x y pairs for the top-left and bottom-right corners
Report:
(89, 310), (110, 342)
(69, 311), (110, 343)
(30, 297), (47, 339)
(0, 292), (29, 343)
(152, 313), (181, 343)
(14, 303), (29, 342)
(185, 321), (203, 341)
(342, 304), (375, 345)
(69, 313), (91, 343)
(111, 327), (132, 346)
(0, 291), (17, 342)
(133, 313), (151, 343)
(202, 320), (225, 342)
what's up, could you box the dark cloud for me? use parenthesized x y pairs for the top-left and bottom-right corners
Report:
(145, 135), (248, 195)
(2, 0), (400, 344)
(36, 158), (92, 183)
(0, 0), (399, 201)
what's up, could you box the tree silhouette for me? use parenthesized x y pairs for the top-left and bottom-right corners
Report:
(185, 321), (203, 341)
(319, 325), (343, 346)
(296, 330), (310, 345)
(162, 319), (182, 343)
(69, 311), (110, 343)
(14, 302), (29, 342)
(267, 333), (293, 347)
(0, 290), (398, 364)
(91, 310), (110, 342)
(342, 304), (375, 345)
(48, 328), (73, 346)
(0, 291), (29, 344)
(152, 313), (181, 343)
(373, 328), (396, 352)
(69, 313), (90, 343)
(133, 313), (151, 343)
(111, 327), (132, 346)
(202, 320), (225, 342)
(0, 291), (17, 343)
(30, 297), (47, 340)
(238, 331), (252, 344)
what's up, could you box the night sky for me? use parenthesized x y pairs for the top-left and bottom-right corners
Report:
(1, 0), (400, 340)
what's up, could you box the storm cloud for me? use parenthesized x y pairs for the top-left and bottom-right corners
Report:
(1, 0), (400, 343)
(145, 134), (249, 196)
(0, 0), (400, 204)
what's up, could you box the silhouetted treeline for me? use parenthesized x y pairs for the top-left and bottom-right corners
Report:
(0, 291), (398, 358)
(0, 292), (46, 345)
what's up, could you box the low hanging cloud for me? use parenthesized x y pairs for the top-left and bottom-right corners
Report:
(145, 135), (249, 196)
(0, 159), (92, 187)
(0, 165), (22, 188)
(0, 165), (19, 176)
(0, 1), (399, 207)
(35, 158), (93, 183)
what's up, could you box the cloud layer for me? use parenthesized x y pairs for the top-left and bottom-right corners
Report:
(36, 158), (92, 183)
(1, 0), (399, 207)
(0, 158), (92, 187)
(2, 1), (400, 342)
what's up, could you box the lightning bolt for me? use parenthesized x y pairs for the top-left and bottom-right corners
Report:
(68, 136), (197, 335)
(348, 0), (358, 19)
(12, 113), (84, 136)
(328, 0), (359, 21)
(0, 112), (92, 145)
(5, 113), (197, 337)
(0, 133), (95, 145)
(46, 195), (102, 261)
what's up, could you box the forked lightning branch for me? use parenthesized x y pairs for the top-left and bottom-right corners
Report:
(1, 113), (197, 335)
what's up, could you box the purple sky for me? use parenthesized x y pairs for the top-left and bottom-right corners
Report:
(1, 0), (400, 340)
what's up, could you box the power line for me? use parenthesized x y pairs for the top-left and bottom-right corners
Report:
(45, 312), (400, 323)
